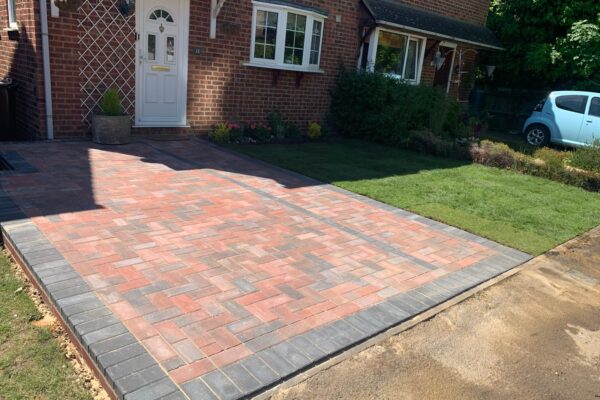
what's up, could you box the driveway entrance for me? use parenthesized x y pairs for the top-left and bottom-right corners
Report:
(0, 139), (530, 399)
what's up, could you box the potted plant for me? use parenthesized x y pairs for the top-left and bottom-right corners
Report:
(92, 88), (131, 145)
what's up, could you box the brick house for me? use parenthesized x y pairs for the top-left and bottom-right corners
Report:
(0, 0), (501, 139)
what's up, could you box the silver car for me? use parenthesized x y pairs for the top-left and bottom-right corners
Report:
(523, 91), (600, 147)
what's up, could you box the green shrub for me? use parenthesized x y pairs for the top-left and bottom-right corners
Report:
(470, 140), (518, 169)
(570, 140), (600, 173)
(267, 110), (286, 140)
(408, 130), (470, 159)
(228, 123), (244, 143)
(209, 122), (231, 144)
(330, 69), (466, 145)
(307, 122), (322, 140)
(470, 140), (600, 192)
(284, 122), (302, 140)
(533, 147), (571, 170)
(100, 88), (122, 116)
(246, 123), (273, 143)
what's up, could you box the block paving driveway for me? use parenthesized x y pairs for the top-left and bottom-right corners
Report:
(0, 139), (530, 399)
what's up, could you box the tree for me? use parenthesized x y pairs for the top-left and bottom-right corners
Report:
(487, 0), (600, 89)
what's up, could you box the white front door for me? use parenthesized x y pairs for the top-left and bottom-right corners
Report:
(136, 0), (189, 127)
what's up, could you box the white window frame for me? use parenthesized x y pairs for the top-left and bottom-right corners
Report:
(365, 27), (427, 84)
(246, 1), (326, 73)
(439, 41), (457, 94)
(6, 0), (17, 30)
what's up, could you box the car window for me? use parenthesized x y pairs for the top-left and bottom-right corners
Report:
(555, 95), (588, 114)
(589, 97), (600, 118)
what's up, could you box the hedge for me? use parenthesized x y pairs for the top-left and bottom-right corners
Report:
(329, 69), (466, 145)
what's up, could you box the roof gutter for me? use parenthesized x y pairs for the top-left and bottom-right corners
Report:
(375, 19), (505, 51)
(39, 0), (54, 139)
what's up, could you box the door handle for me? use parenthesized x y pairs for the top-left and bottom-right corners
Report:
(586, 120), (593, 123)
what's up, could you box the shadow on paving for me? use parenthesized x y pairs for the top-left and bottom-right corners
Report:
(0, 138), (468, 221)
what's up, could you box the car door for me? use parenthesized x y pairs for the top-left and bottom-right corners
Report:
(552, 94), (588, 145)
(579, 97), (600, 145)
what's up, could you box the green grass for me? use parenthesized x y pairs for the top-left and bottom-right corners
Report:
(230, 139), (600, 255)
(0, 252), (92, 400)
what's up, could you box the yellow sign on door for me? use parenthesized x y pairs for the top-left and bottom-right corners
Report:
(151, 65), (171, 72)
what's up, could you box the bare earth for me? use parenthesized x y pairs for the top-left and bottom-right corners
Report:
(270, 228), (600, 400)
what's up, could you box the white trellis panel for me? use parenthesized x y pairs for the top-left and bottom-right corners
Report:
(78, 0), (136, 124)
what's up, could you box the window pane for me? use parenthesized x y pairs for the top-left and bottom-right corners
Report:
(267, 12), (278, 28)
(310, 20), (322, 65)
(284, 13), (306, 65)
(256, 10), (266, 26)
(166, 36), (175, 62)
(147, 34), (156, 61)
(589, 98), (600, 118)
(375, 31), (407, 76)
(266, 27), (277, 44)
(404, 40), (418, 80)
(285, 31), (294, 47)
(254, 43), (264, 59)
(556, 95), (588, 114)
(149, 9), (173, 22)
(264, 44), (276, 60)
(254, 10), (278, 60)
(284, 48), (294, 64)
(256, 26), (266, 41)
(287, 13), (296, 30)
(296, 15), (306, 32)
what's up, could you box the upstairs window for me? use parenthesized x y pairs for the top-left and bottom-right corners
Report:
(249, 2), (325, 72)
(7, 0), (17, 29)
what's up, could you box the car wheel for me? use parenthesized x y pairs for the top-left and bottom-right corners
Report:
(525, 125), (550, 147)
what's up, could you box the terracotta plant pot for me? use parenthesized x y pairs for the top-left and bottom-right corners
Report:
(91, 115), (131, 145)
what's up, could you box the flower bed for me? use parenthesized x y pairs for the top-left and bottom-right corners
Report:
(209, 111), (326, 145)
(470, 140), (600, 192)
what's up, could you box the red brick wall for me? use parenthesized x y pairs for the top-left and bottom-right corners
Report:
(185, 0), (361, 132)
(41, 0), (364, 137)
(10, 0), (489, 138)
(47, 7), (85, 137)
(0, 0), (45, 139)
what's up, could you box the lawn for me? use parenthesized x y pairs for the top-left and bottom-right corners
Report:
(230, 139), (600, 255)
(0, 252), (92, 400)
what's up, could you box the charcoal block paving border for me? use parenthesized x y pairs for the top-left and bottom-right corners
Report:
(0, 142), (532, 400)
(181, 252), (531, 400)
